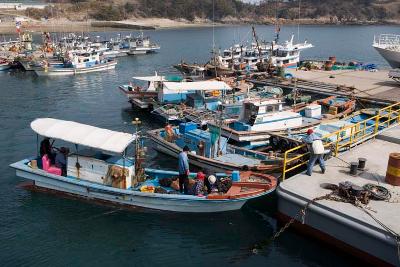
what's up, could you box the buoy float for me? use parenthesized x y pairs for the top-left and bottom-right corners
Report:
(385, 153), (400, 186)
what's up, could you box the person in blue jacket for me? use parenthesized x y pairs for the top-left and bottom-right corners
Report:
(178, 145), (190, 194)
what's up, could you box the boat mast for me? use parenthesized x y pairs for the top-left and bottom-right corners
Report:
(297, 0), (301, 42)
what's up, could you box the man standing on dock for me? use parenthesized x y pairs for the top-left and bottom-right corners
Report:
(302, 129), (326, 176)
(178, 146), (190, 194)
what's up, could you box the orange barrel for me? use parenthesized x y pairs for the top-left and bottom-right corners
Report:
(324, 61), (333, 71)
(385, 153), (400, 186)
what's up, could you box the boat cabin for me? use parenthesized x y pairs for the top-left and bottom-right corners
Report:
(230, 99), (304, 131)
(30, 118), (137, 190)
(158, 81), (232, 104)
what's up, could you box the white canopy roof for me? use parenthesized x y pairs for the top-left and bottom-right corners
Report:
(163, 81), (232, 91)
(132, 76), (167, 82)
(31, 118), (136, 154)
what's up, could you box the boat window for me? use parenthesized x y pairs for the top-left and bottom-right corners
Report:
(267, 105), (274, 112)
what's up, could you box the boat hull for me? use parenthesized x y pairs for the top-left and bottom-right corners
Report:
(373, 46), (400, 69)
(10, 160), (267, 213)
(0, 64), (11, 71)
(148, 129), (281, 173)
(34, 61), (117, 76)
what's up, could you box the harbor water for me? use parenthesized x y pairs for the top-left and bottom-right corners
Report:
(1, 25), (399, 266)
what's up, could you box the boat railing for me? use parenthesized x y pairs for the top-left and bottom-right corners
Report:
(374, 34), (400, 47)
(282, 102), (400, 180)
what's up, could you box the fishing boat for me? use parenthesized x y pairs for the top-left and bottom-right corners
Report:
(151, 81), (232, 122)
(372, 34), (400, 69)
(34, 51), (117, 76)
(10, 118), (277, 213)
(173, 61), (206, 76)
(0, 59), (11, 71)
(316, 96), (356, 119)
(127, 34), (160, 55)
(209, 96), (356, 147)
(269, 35), (313, 69)
(148, 122), (289, 174)
(268, 108), (397, 152)
(119, 75), (168, 109)
(128, 80), (231, 111)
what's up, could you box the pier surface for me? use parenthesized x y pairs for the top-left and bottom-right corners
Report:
(278, 126), (400, 266)
(252, 69), (400, 104)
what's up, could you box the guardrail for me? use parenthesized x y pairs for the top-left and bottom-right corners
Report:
(282, 102), (400, 180)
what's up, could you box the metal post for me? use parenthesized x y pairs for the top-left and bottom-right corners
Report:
(282, 151), (288, 181)
(36, 134), (39, 157)
(349, 126), (354, 150)
(75, 144), (80, 179)
(335, 132), (340, 156)
(374, 114), (380, 135)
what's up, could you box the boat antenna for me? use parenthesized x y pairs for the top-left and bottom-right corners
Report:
(212, 0), (215, 52)
(298, 0), (301, 42)
(275, 0), (280, 44)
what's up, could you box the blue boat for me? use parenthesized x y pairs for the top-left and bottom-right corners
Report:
(148, 122), (288, 173)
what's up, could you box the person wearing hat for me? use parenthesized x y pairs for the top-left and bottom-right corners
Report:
(191, 171), (206, 196)
(178, 145), (190, 194)
(302, 128), (326, 176)
(207, 175), (218, 193)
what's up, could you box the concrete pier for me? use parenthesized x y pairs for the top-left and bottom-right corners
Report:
(278, 126), (400, 266)
(250, 69), (400, 104)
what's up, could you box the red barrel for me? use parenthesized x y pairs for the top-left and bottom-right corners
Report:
(385, 153), (400, 186)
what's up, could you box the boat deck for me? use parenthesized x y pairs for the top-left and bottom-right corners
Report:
(278, 126), (400, 266)
(215, 153), (262, 166)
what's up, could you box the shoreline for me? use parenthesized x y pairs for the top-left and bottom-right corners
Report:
(0, 18), (399, 34)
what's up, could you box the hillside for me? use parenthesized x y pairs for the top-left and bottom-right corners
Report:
(23, 0), (400, 25)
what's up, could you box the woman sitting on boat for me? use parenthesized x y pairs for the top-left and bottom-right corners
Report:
(190, 171), (206, 196)
(40, 137), (55, 163)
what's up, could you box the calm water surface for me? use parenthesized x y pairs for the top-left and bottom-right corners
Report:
(1, 25), (399, 266)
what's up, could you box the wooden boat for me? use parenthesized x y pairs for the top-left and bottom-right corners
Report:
(10, 118), (277, 213)
(316, 96), (356, 119)
(173, 62), (206, 75)
(147, 122), (290, 174)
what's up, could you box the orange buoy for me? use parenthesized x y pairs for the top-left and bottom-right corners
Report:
(385, 153), (400, 186)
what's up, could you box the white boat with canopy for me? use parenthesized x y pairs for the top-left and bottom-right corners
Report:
(10, 118), (277, 212)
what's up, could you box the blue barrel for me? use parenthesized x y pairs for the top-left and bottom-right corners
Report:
(232, 171), (240, 182)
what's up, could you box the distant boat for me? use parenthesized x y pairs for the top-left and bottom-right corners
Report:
(373, 34), (400, 69)
(10, 118), (277, 213)
(34, 51), (117, 76)
(0, 59), (11, 71)
(127, 34), (160, 55)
